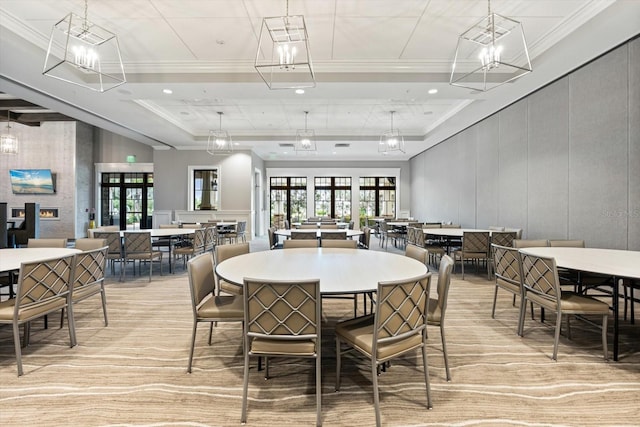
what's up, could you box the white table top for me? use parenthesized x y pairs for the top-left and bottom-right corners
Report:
(519, 247), (640, 279)
(422, 228), (491, 238)
(275, 229), (363, 238)
(118, 228), (196, 238)
(0, 248), (81, 272)
(215, 247), (429, 295)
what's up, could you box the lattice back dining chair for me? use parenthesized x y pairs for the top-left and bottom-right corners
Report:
(488, 231), (517, 278)
(241, 278), (322, 426)
(405, 244), (428, 266)
(186, 252), (243, 373)
(214, 242), (250, 295)
(491, 244), (528, 335)
(452, 231), (490, 280)
(94, 231), (124, 281)
(335, 272), (432, 427)
(0, 253), (77, 376)
(419, 228), (446, 267)
(203, 225), (218, 253)
(320, 231), (346, 240)
(123, 232), (163, 282)
(291, 231), (317, 240)
(518, 252), (609, 360)
(175, 228), (206, 269)
(60, 246), (109, 329)
(513, 239), (549, 248)
(427, 255), (454, 381)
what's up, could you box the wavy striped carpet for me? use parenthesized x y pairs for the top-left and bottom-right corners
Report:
(1, 254), (640, 426)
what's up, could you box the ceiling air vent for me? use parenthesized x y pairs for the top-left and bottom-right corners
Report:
(334, 143), (350, 148)
(279, 143), (295, 148)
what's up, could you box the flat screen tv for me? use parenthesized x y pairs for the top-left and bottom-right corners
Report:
(9, 169), (56, 194)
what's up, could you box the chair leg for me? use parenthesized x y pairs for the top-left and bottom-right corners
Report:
(316, 354), (322, 427)
(552, 311), (562, 361)
(335, 337), (341, 391)
(421, 345), (433, 409)
(602, 314), (609, 361)
(566, 315), (572, 340)
(517, 295), (527, 337)
(208, 322), (213, 345)
(66, 298), (77, 348)
(371, 361), (382, 427)
(491, 285), (499, 319)
(187, 322), (198, 373)
(13, 322), (23, 376)
(440, 324), (451, 382)
(241, 350), (250, 423)
(100, 287), (109, 326)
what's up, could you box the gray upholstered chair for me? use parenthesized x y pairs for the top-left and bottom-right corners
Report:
(513, 239), (549, 248)
(0, 253), (77, 376)
(214, 242), (250, 295)
(427, 255), (454, 381)
(359, 226), (372, 249)
(27, 238), (67, 248)
(187, 252), (243, 373)
(74, 238), (107, 251)
(452, 231), (490, 280)
(549, 239), (585, 247)
(321, 239), (357, 249)
(123, 232), (163, 282)
(405, 244), (428, 266)
(335, 272), (432, 427)
(518, 252), (609, 360)
(241, 278), (322, 426)
(283, 239), (319, 249)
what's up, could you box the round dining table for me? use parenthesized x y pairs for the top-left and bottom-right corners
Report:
(519, 246), (640, 361)
(0, 247), (81, 273)
(215, 247), (429, 295)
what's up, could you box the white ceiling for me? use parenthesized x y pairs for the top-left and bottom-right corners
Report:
(0, 0), (638, 161)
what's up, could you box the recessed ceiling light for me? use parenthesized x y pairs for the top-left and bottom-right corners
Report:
(295, 89), (305, 94)
(234, 142), (239, 146)
(428, 89), (438, 94)
(163, 89), (173, 94)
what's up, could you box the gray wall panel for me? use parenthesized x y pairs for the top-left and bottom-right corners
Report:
(411, 38), (636, 249)
(458, 127), (477, 227)
(568, 45), (629, 249)
(410, 152), (426, 219)
(476, 116), (499, 228)
(527, 78), (570, 240)
(629, 38), (640, 251)
(498, 100), (528, 231)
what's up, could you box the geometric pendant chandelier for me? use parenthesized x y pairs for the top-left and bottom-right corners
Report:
(379, 110), (405, 155)
(255, 0), (315, 90)
(207, 112), (233, 155)
(295, 111), (316, 153)
(1, 111), (19, 155)
(450, 0), (532, 92)
(43, 0), (126, 92)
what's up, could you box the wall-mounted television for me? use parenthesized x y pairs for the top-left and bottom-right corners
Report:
(9, 169), (56, 194)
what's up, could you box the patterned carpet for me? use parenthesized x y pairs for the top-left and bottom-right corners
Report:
(1, 239), (640, 426)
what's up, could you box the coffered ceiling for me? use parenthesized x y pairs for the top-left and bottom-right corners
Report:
(0, 0), (638, 161)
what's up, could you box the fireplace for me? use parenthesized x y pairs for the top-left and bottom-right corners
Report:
(11, 207), (60, 220)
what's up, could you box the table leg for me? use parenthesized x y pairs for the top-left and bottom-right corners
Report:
(613, 277), (619, 361)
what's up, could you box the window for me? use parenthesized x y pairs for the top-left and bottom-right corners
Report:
(314, 177), (351, 220)
(270, 177), (307, 227)
(359, 177), (396, 227)
(101, 172), (154, 229)
(192, 168), (219, 210)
